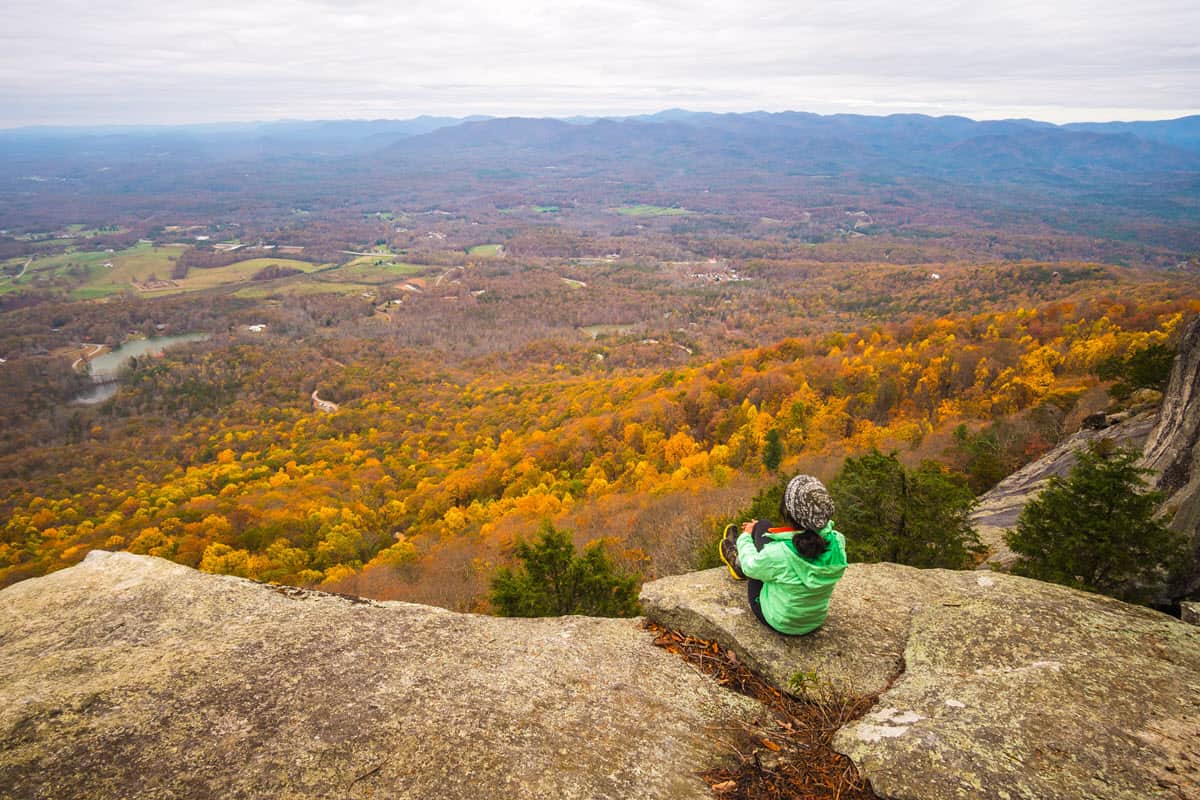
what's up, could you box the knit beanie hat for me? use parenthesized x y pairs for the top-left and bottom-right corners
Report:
(782, 474), (835, 532)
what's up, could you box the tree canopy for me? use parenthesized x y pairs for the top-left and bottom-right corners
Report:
(1005, 441), (1187, 604)
(830, 450), (983, 569)
(490, 521), (641, 617)
(1095, 342), (1175, 401)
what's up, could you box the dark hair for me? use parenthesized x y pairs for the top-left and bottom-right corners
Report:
(791, 530), (830, 561)
(778, 494), (830, 560)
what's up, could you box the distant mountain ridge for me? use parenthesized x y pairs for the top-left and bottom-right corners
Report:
(4, 109), (1198, 153)
(2, 109), (1198, 251)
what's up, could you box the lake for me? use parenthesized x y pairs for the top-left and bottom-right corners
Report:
(74, 333), (209, 404)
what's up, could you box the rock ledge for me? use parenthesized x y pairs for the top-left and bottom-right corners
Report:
(641, 565), (1200, 800)
(0, 551), (755, 800)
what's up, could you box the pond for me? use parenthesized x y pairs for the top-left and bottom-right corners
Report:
(74, 333), (209, 405)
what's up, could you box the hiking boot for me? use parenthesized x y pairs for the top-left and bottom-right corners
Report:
(719, 523), (746, 580)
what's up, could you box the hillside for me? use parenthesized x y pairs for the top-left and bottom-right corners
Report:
(3, 285), (1197, 605)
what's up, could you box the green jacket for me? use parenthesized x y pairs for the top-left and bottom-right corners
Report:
(736, 522), (847, 635)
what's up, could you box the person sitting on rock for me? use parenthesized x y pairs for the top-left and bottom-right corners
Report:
(718, 474), (847, 635)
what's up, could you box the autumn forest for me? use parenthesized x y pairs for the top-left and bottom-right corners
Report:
(2, 112), (1198, 609)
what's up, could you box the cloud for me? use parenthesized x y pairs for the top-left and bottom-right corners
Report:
(2, 0), (1197, 125)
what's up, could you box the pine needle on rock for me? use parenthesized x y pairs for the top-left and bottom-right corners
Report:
(647, 622), (879, 800)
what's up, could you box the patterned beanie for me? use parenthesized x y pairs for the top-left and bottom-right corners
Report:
(782, 474), (835, 532)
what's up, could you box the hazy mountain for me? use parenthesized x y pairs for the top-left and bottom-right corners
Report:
(2, 110), (1197, 250)
(1065, 115), (1200, 154)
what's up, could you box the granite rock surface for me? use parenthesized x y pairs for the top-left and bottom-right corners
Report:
(0, 551), (756, 800)
(641, 565), (1200, 800)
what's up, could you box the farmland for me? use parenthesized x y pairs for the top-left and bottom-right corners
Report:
(0, 243), (186, 298)
(615, 204), (691, 217)
(0, 243), (330, 299)
(173, 258), (324, 290)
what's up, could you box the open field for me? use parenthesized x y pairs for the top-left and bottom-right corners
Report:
(176, 258), (323, 290)
(234, 279), (374, 298)
(0, 245), (329, 299)
(64, 224), (127, 237)
(0, 243), (185, 298)
(81, 244), (189, 297)
(615, 204), (691, 217)
(342, 254), (414, 269)
(105, 244), (187, 284)
(231, 260), (426, 297)
(468, 244), (503, 256)
(320, 261), (427, 284)
(499, 205), (559, 214)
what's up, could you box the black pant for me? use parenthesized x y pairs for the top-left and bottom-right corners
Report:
(748, 578), (770, 627)
(746, 519), (779, 631)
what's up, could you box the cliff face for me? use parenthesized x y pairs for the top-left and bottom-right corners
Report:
(0, 551), (755, 800)
(1141, 314), (1200, 593)
(972, 314), (1200, 590)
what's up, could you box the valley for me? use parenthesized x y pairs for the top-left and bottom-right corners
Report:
(1, 111), (1198, 612)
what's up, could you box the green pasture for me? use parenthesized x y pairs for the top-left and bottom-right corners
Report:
(0, 245), (152, 298)
(3, 244), (327, 299)
(499, 205), (558, 214)
(178, 258), (322, 290)
(236, 280), (371, 298)
(106, 243), (188, 284)
(615, 205), (690, 217)
(468, 244), (503, 256)
(64, 224), (126, 237)
(233, 259), (425, 297)
(343, 254), (407, 269)
(317, 261), (426, 285)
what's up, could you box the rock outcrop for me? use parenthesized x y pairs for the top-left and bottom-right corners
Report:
(970, 409), (1158, 568)
(0, 551), (755, 800)
(641, 566), (1200, 800)
(973, 313), (1200, 584)
(1142, 314), (1200, 594)
(6, 550), (1200, 800)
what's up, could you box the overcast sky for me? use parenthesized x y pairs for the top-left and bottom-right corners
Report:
(2, 0), (1197, 128)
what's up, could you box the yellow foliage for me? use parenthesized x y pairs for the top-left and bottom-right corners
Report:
(199, 543), (251, 577)
(320, 564), (359, 585)
(662, 431), (699, 466)
(443, 506), (468, 532)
